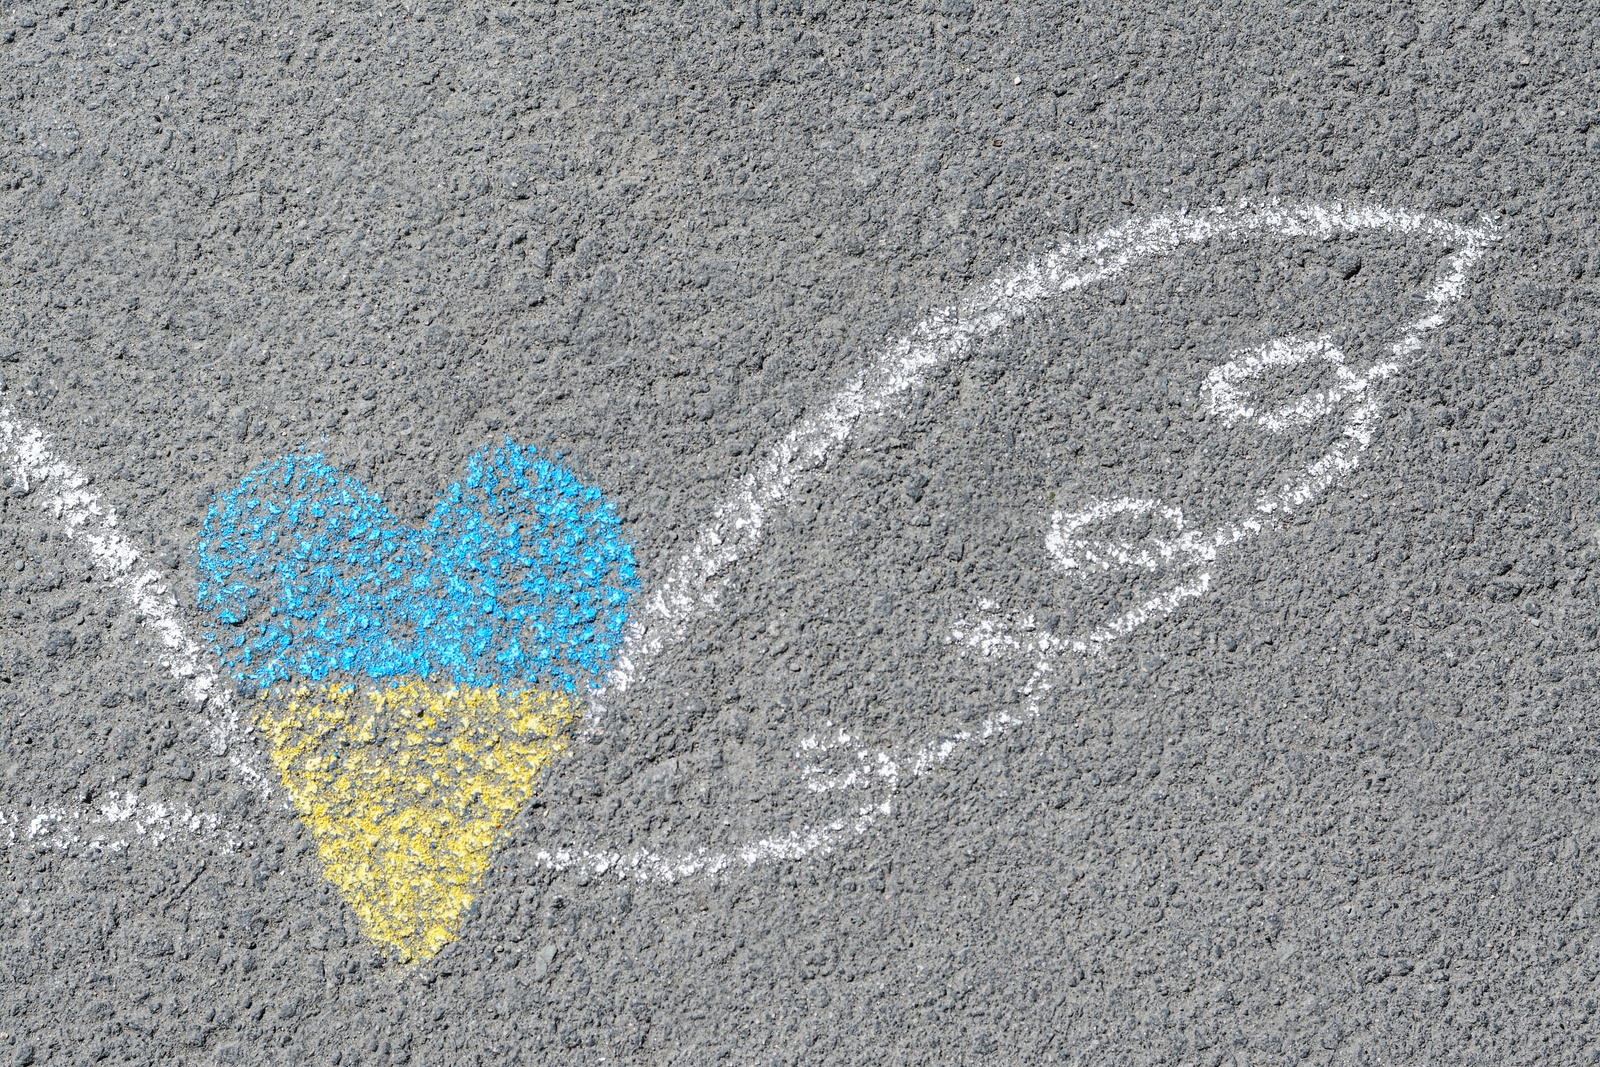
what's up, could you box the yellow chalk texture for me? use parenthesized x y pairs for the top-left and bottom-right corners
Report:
(256, 679), (576, 961)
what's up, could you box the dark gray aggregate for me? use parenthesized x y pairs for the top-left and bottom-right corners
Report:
(3, 0), (1600, 1063)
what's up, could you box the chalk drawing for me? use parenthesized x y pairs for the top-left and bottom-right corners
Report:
(562, 201), (1497, 883)
(192, 442), (638, 958)
(587, 201), (1490, 730)
(5, 202), (1499, 906)
(0, 410), (273, 799)
(1028, 325), (1398, 659)
(0, 792), (243, 853)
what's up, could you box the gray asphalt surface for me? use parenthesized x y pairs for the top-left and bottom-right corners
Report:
(4, 1), (1600, 1063)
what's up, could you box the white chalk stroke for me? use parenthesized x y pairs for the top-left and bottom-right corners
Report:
(5, 201), (1496, 874)
(1, 792), (243, 853)
(563, 200), (1497, 883)
(1022, 331), (1397, 660)
(591, 202), (1486, 718)
(0, 412), (275, 811)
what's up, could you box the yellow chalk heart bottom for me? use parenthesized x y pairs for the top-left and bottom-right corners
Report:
(256, 678), (577, 961)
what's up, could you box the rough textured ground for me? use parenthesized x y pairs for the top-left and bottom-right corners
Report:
(3, 1), (1600, 1063)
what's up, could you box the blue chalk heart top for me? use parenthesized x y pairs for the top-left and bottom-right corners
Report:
(195, 442), (639, 693)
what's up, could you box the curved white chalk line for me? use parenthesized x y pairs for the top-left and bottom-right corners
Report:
(0, 411), (276, 817)
(551, 200), (1496, 884)
(589, 201), (1486, 724)
(1208, 335), (1372, 433)
(1020, 330), (1395, 663)
(3, 201), (1495, 873)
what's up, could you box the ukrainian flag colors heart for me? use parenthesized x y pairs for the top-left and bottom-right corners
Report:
(196, 443), (637, 959)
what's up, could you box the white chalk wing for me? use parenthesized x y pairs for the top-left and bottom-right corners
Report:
(591, 202), (1497, 883)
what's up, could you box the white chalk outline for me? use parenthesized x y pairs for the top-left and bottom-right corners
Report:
(2, 201), (1495, 877)
(1024, 329), (1397, 660)
(557, 200), (1496, 883)
(1, 792), (244, 853)
(589, 202), (1486, 716)
(1207, 334), (1377, 433)
(0, 412), (275, 821)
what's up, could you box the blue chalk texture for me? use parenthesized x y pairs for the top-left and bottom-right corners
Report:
(195, 442), (639, 692)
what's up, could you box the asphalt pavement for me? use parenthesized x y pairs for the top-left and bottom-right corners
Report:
(3, 2), (1600, 1063)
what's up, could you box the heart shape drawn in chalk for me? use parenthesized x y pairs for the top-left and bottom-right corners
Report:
(196, 441), (639, 695)
(195, 442), (638, 959)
